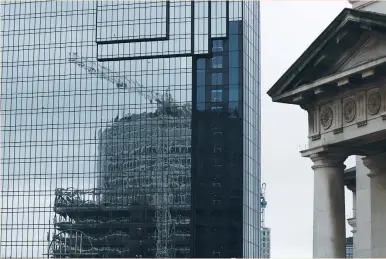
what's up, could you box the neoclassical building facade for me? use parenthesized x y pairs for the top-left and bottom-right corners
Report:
(268, 1), (386, 257)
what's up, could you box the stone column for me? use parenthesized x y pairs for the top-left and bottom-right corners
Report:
(354, 156), (371, 258)
(352, 191), (357, 220)
(310, 152), (347, 258)
(362, 152), (386, 257)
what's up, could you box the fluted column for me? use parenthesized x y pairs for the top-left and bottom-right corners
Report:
(362, 152), (386, 257)
(310, 152), (347, 258)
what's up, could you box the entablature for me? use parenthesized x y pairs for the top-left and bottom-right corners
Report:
(305, 77), (386, 149)
(277, 59), (386, 105)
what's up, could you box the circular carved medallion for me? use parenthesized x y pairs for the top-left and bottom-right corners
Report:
(343, 99), (356, 123)
(320, 107), (333, 129)
(368, 92), (381, 115)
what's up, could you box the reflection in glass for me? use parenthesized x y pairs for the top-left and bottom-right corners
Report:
(211, 56), (223, 69)
(212, 40), (224, 52)
(211, 89), (223, 102)
(211, 73), (223, 86)
(1, 1), (260, 258)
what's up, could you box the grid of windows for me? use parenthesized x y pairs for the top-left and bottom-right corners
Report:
(242, 2), (261, 257)
(260, 227), (271, 258)
(1, 1), (260, 258)
(1, 2), (192, 258)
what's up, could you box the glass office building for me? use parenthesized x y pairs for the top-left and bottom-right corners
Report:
(0, 1), (261, 258)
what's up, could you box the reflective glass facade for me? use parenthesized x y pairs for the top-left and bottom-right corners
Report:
(346, 237), (353, 258)
(0, 1), (260, 258)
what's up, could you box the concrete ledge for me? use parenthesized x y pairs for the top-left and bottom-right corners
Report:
(300, 145), (350, 158)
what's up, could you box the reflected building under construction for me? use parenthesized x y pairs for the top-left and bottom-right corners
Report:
(51, 107), (192, 258)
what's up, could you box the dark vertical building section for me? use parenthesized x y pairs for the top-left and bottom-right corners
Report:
(0, 1), (260, 258)
(193, 21), (244, 258)
(346, 237), (353, 258)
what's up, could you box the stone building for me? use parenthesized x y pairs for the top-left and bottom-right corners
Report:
(268, 0), (386, 257)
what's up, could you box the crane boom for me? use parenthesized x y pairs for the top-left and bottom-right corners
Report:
(67, 52), (191, 117)
(68, 52), (165, 104)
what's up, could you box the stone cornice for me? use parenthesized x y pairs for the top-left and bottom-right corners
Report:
(272, 58), (386, 104)
(300, 145), (351, 158)
(350, 0), (378, 10)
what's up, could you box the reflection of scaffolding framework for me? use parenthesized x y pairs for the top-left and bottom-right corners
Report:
(50, 114), (192, 257)
(155, 116), (174, 258)
(48, 230), (96, 257)
(98, 113), (192, 258)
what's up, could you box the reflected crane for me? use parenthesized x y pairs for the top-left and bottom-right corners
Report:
(67, 52), (192, 117)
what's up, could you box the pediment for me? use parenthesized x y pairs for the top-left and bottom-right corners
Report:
(267, 8), (386, 102)
(335, 32), (386, 73)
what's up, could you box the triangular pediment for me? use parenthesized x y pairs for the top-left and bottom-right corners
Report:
(267, 8), (386, 101)
(335, 32), (386, 73)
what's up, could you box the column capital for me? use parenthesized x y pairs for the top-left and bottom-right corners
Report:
(301, 146), (348, 170)
(362, 152), (386, 177)
(309, 152), (347, 170)
(346, 185), (356, 193)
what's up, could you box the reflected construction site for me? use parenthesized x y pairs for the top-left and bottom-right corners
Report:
(51, 108), (192, 258)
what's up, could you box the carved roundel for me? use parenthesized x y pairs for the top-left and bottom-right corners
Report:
(367, 92), (381, 116)
(320, 106), (333, 130)
(343, 99), (356, 123)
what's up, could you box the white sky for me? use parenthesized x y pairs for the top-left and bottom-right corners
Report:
(261, 1), (355, 257)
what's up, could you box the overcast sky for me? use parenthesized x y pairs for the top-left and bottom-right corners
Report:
(261, 1), (355, 257)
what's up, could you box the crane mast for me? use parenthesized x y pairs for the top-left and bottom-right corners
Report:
(261, 183), (267, 227)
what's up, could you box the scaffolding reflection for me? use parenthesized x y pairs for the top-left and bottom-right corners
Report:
(48, 109), (191, 258)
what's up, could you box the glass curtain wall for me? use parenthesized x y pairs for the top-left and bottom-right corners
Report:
(1, 2), (192, 258)
(242, 2), (261, 258)
(0, 1), (260, 258)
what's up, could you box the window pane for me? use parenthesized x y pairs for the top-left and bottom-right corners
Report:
(229, 51), (239, 67)
(212, 40), (224, 52)
(211, 73), (223, 85)
(211, 56), (223, 69)
(197, 58), (206, 69)
(229, 68), (239, 84)
(197, 71), (205, 86)
(197, 86), (205, 104)
(197, 102), (205, 111)
(229, 22), (239, 35)
(211, 106), (223, 111)
(229, 101), (238, 112)
(229, 35), (239, 51)
(211, 89), (223, 102)
(229, 85), (238, 102)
